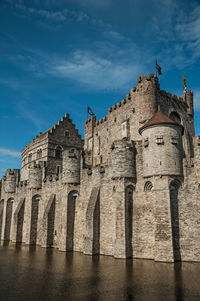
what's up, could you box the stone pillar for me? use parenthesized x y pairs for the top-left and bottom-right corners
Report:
(153, 176), (174, 262)
(114, 179), (126, 258)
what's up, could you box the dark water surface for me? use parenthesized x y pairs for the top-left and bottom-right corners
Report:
(0, 243), (200, 301)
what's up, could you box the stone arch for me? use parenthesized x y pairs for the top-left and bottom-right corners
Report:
(125, 185), (134, 258)
(169, 111), (181, 124)
(14, 198), (25, 243)
(84, 187), (100, 255)
(66, 190), (78, 251)
(4, 198), (14, 241)
(144, 181), (153, 192)
(169, 179), (181, 261)
(42, 194), (56, 247)
(30, 194), (41, 245)
(0, 199), (4, 240)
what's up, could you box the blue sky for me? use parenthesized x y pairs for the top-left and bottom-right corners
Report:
(0, 0), (200, 176)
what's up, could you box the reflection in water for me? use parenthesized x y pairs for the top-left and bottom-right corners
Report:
(0, 242), (200, 301)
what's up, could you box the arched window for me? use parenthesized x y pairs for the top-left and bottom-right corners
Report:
(37, 149), (42, 159)
(144, 181), (153, 192)
(170, 112), (181, 124)
(55, 146), (62, 159)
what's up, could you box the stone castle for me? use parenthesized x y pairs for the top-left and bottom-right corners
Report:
(0, 73), (199, 262)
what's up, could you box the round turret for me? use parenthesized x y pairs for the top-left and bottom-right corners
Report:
(139, 111), (184, 177)
(4, 170), (16, 193)
(110, 140), (136, 179)
(136, 73), (159, 123)
(62, 148), (80, 184)
(28, 161), (42, 189)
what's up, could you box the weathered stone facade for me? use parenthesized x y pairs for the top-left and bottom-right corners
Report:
(0, 73), (199, 262)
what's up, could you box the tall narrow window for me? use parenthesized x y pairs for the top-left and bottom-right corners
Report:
(28, 153), (32, 163)
(122, 121), (128, 138)
(37, 149), (42, 159)
(56, 165), (60, 175)
(55, 146), (62, 159)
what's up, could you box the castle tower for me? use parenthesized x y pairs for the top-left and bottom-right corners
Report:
(136, 73), (160, 123)
(4, 169), (19, 193)
(183, 89), (194, 116)
(139, 111), (184, 262)
(110, 140), (136, 179)
(28, 161), (42, 189)
(62, 148), (80, 184)
(139, 111), (184, 177)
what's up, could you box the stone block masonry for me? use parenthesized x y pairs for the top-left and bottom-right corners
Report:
(0, 73), (199, 262)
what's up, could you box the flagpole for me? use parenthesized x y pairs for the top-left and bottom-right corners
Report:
(155, 59), (157, 77)
(87, 104), (88, 120)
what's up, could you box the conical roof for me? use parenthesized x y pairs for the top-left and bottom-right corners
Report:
(139, 111), (184, 134)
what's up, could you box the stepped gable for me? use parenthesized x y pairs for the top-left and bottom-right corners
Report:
(139, 110), (184, 134)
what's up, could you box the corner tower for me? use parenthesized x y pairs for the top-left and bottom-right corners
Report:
(136, 73), (160, 123)
(139, 110), (184, 262)
(139, 110), (184, 178)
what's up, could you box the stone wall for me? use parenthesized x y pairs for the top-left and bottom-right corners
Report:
(1, 73), (200, 263)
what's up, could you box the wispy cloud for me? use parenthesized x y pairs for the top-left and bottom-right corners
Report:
(0, 78), (21, 90)
(47, 49), (143, 91)
(3, 1), (109, 28)
(175, 5), (200, 60)
(0, 147), (21, 158)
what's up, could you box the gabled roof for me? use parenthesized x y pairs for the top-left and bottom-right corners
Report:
(139, 111), (184, 134)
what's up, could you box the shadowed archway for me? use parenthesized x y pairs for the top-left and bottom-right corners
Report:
(170, 179), (181, 261)
(4, 198), (14, 241)
(66, 190), (78, 251)
(30, 195), (41, 245)
(0, 200), (4, 240)
(15, 198), (25, 243)
(125, 185), (134, 258)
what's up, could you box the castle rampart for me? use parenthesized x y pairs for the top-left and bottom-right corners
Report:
(1, 73), (200, 263)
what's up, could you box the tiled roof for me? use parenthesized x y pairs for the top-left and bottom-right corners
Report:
(139, 111), (184, 134)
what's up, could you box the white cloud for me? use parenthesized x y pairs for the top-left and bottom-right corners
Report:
(0, 147), (21, 158)
(175, 5), (200, 59)
(28, 7), (67, 21)
(47, 49), (142, 91)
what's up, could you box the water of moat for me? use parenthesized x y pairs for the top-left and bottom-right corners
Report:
(0, 242), (200, 301)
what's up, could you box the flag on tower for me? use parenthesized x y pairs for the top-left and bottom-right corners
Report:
(87, 106), (95, 116)
(155, 60), (162, 75)
(183, 74), (187, 90)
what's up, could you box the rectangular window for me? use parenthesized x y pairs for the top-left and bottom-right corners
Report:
(65, 131), (70, 137)
(156, 136), (164, 144)
(122, 121), (128, 138)
(88, 137), (93, 151)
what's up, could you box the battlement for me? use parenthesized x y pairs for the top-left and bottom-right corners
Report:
(136, 73), (159, 85)
(84, 73), (161, 134)
(6, 169), (20, 177)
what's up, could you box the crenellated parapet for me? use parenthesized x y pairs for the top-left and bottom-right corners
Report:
(110, 140), (136, 179)
(62, 147), (81, 184)
(4, 169), (20, 193)
(28, 161), (42, 189)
